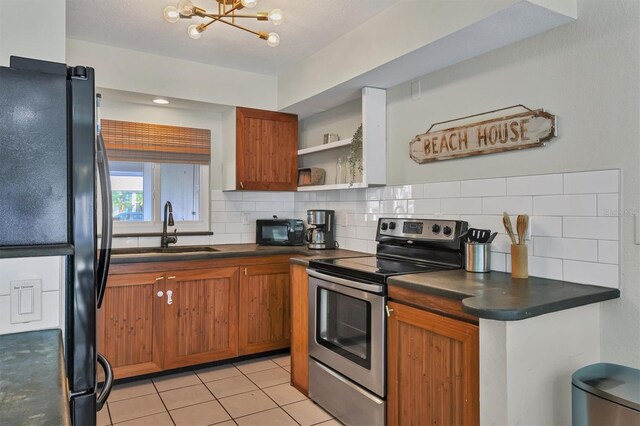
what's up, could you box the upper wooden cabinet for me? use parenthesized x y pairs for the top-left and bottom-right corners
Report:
(233, 107), (298, 191)
(239, 262), (291, 355)
(163, 267), (240, 370)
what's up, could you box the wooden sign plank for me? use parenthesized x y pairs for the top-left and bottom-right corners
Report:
(409, 109), (557, 164)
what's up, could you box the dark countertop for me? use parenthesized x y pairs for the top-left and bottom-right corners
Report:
(388, 270), (620, 321)
(111, 243), (367, 264)
(0, 329), (70, 426)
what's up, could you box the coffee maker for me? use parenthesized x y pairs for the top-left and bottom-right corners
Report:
(306, 210), (336, 250)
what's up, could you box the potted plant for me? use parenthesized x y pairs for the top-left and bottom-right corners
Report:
(348, 124), (363, 186)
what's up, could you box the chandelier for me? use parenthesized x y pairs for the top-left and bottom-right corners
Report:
(164, 0), (283, 47)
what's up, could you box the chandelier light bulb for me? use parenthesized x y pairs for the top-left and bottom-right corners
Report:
(266, 32), (280, 47)
(188, 24), (202, 39)
(241, 0), (258, 9)
(268, 9), (283, 26)
(177, 0), (195, 16)
(163, 6), (180, 23)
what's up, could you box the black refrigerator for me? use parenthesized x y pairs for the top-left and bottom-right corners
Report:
(0, 56), (114, 425)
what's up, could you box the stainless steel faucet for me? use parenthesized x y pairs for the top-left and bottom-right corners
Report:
(161, 201), (178, 248)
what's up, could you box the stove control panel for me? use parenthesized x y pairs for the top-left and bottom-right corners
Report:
(376, 218), (464, 241)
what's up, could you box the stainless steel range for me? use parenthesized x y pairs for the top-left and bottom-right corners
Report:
(307, 217), (468, 426)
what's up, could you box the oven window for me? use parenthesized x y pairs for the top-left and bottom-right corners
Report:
(316, 287), (371, 369)
(261, 225), (289, 241)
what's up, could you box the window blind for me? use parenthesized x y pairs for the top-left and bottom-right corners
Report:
(101, 119), (211, 165)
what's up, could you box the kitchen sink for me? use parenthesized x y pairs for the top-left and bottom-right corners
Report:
(112, 246), (220, 255)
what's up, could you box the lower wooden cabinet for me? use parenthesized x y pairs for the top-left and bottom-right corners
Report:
(98, 272), (165, 378)
(386, 301), (479, 426)
(289, 264), (309, 395)
(239, 263), (291, 355)
(99, 256), (294, 380)
(164, 267), (239, 369)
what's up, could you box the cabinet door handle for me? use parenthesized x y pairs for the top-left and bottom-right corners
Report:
(167, 276), (176, 280)
(240, 181), (244, 189)
(385, 305), (394, 317)
(166, 290), (173, 305)
(156, 291), (164, 298)
(244, 268), (247, 276)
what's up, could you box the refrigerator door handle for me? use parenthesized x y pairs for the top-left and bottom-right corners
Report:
(96, 353), (113, 411)
(96, 132), (112, 309)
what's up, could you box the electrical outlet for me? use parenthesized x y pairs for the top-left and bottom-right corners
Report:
(242, 212), (250, 225)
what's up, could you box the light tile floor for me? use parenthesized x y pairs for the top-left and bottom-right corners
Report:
(98, 354), (339, 426)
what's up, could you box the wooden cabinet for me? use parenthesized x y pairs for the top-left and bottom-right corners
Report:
(387, 301), (479, 426)
(239, 263), (291, 354)
(289, 264), (309, 395)
(99, 255), (294, 379)
(163, 267), (239, 369)
(236, 107), (298, 191)
(98, 272), (165, 378)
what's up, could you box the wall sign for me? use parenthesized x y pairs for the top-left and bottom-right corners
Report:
(409, 107), (557, 164)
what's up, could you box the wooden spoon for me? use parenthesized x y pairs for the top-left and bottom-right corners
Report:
(503, 212), (517, 245)
(516, 214), (529, 245)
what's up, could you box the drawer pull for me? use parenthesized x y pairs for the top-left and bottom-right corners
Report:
(155, 277), (163, 281)
(168, 276), (176, 280)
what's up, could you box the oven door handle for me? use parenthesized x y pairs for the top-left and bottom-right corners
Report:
(307, 269), (384, 294)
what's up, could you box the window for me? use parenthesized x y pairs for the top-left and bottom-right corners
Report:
(102, 120), (211, 231)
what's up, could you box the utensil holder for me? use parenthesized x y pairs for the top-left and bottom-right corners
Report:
(465, 242), (491, 273)
(511, 244), (528, 278)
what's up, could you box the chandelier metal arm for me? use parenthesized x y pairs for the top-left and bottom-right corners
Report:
(213, 17), (267, 39)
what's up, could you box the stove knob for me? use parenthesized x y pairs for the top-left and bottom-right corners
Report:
(389, 222), (396, 230)
(381, 223), (388, 231)
(443, 226), (452, 236)
(431, 224), (441, 234)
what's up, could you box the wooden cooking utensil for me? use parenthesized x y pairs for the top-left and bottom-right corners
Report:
(516, 214), (528, 245)
(502, 212), (517, 245)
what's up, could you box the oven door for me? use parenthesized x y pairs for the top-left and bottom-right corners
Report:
(307, 269), (385, 397)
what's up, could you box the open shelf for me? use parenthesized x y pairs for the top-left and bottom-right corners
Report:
(297, 138), (352, 156)
(297, 182), (368, 191)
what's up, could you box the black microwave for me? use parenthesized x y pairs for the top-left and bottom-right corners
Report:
(256, 219), (305, 246)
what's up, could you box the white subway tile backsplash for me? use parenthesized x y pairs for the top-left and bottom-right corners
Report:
(533, 195), (597, 216)
(460, 215), (504, 233)
(564, 170), (619, 194)
(381, 200), (407, 214)
(409, 199), (441, 215)
(506, 255), (563, 280)
(461, 178), (506, 197)
(482, 196), (532, 215)
(356, 226), (376, 240)
(111, 237), (139, 249)
(563, 217), (619, 240)
(529, 216), (563, 237)
(178, 235), (212, 246)
(597, 194), (619, 217)
(442, 198), (482, 215)
(490, 252), (507, 272)
(506, 174), (563, 196)
(424, 181), (461, 198)
(211, 201), (226, 212)
(533, 237), (598, 262)
(208, 169), (619, 289)
(598, 240), (619, 265)
(563, 260), (619, 288)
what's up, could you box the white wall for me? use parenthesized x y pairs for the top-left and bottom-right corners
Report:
(67, 39), (278, 111)
(379, 0), (640, 369)
(0, 0), (66, 335)
(0, 0), (65, 66)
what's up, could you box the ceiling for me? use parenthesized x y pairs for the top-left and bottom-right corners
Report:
(66, 0), (397, 76)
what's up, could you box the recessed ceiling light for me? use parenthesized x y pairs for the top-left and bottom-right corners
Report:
(153, 98), (170, 105)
